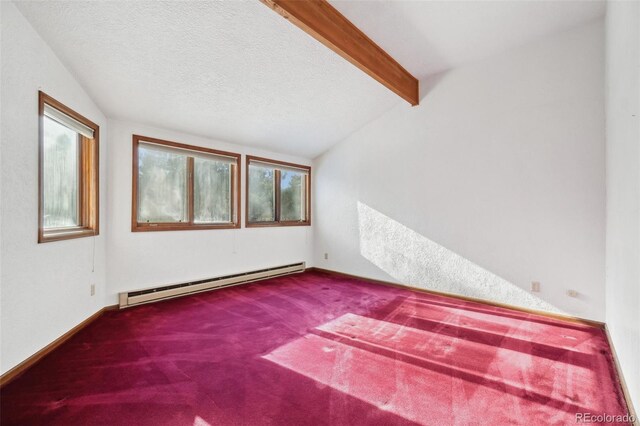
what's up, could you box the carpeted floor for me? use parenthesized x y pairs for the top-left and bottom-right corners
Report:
(0, 270), (631, 425)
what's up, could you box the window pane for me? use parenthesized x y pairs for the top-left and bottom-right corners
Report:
(194, 157), (231, 223)
(138, 146), (188, 223)
(43, 116), (79, 228)
(280, 170), (306, 222)
(248, 165), (275, 222)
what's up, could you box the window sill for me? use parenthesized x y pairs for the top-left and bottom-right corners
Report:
(246, 221), (311, 228)
(39, 228), (98, 243)
(132, 223), (240, 232)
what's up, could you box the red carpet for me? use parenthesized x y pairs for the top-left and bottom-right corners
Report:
(0, 270), (631, 425)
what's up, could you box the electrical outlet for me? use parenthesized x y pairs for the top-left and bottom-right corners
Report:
(531, 281), (541, 293)
(566, 289), (579, 298)
(324, 253), (328, 260)
(90, 284), (95, 296)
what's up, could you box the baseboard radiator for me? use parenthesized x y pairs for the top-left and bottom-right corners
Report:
(118, 262), (306, 308)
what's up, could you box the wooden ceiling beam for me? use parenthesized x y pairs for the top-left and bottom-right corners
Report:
(260, 0), (419, 106)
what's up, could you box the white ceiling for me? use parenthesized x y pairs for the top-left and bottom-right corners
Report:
(332, 0), (606, 79)
(15, 1), (605, 158)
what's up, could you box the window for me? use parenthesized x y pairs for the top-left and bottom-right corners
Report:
(132, 135), (240, 231)
(38, 91), (99, 243)
(246, 156), (310, 227)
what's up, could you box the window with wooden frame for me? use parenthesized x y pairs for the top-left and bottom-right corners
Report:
(132, 135), (241, 231)
(246, 156), (311, 227)
(38, 91), (99, 243)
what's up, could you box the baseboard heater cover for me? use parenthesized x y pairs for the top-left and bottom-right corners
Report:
(119, 262), (306, 308)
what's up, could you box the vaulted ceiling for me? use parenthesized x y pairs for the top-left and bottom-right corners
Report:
(331, 0), (606, 79)
(15, 1), (605, 158)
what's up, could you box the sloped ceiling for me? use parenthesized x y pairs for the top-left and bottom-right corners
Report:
(331, 0), (606, 79)
(15, 1), (605, 158)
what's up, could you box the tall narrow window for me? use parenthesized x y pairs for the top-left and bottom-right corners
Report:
(246, 156), (310, 227)
(132, 135), (240, 231)
(39, 91), (99, 243)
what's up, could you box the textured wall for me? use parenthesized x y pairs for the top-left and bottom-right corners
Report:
(0, 2), (108, 374)
(313, 21), (606, 320)
(105, 120), (314, 303)
(605, 0), (640, 410)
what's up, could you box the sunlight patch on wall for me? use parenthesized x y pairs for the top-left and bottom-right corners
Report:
(356, 202), (562, 314)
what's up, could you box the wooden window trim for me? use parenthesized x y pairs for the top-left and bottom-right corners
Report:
(38, 91), (99, 243)
(246, 155), (311, 228)
(131, 135), (241, 232)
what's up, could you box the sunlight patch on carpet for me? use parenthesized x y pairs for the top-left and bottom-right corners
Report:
(263, 312), (600, 425)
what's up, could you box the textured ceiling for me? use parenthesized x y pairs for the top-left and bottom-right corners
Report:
(15, 1), (399, 158)
(15, 1), (605, 158)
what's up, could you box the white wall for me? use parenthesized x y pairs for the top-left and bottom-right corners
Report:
(605, 0), (640, 410)
(0, 2), (108, 374)
(0, 2), (4, 375)
(313, 20), (606, 320)
(106, 120), (313, 302)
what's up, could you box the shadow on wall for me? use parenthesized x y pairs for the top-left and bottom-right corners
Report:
(356, 201), (563, 314)
(419, 71), (449, 101)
